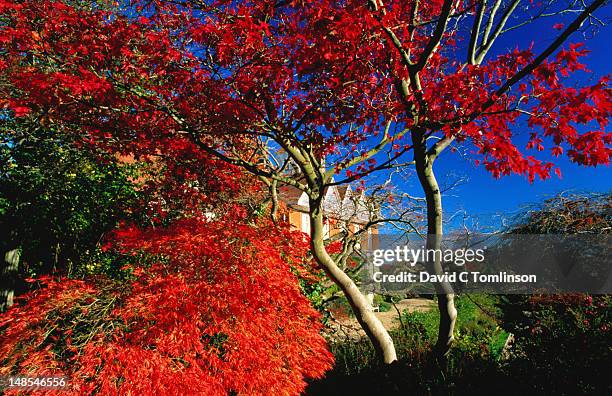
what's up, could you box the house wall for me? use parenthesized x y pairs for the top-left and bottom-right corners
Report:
(288, 211), (302, 232)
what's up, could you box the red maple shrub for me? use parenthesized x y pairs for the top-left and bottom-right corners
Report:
(0, 219), (332, 395)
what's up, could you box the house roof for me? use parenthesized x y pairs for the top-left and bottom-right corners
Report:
(336, 185), (350, 201)
(278, 185), (304, 204)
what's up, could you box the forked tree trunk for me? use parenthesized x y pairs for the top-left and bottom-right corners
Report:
(309, 205), (397, 364)
(414, 142), (458, 358)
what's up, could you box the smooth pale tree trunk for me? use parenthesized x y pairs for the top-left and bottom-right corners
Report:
(309, 204), (397, 364)
(414, 142), (458, 358)
(1, 248), (20, 312)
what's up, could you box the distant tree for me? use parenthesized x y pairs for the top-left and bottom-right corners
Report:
(511, 193), (611, 234)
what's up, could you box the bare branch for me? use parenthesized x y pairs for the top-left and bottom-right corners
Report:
(427, 135), (456, 160)
(476, 0), (522, 64)
(482, 0), (503, 45)
(412, 0), (455, 73)
(468, 0), (487, 65)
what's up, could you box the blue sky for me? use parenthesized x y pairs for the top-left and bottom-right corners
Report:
(396, 3), (612, 226)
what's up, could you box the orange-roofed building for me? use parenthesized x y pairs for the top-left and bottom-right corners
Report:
(277, 182), (379, 251)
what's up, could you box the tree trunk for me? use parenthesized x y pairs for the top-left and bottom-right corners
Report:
(309, 205), (397, 364)
(1, 248), (20, 312)
(414, 140), (457, 358)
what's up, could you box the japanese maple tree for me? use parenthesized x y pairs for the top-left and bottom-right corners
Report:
(1, 218), (332, 395)
(1, 0), (610, 366)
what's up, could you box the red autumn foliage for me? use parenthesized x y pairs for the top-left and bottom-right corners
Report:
(0, 1), (609, 184)
(0, 219), (332, 395)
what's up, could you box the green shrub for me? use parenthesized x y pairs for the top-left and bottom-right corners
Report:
(373, 294), (392, 312)
(315, 295), (511, 394)
(312, 293), (611, 394)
